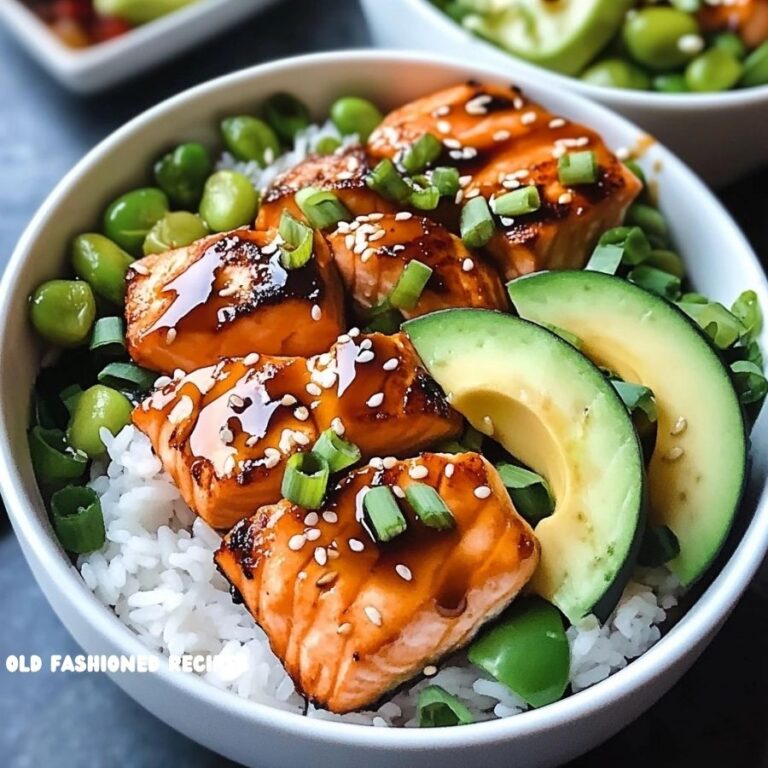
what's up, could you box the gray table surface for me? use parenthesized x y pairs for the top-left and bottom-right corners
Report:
(2, 1), (768, 765)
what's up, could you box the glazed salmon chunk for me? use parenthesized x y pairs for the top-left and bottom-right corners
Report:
(368, 83), (641, 279)
(125, 229), (345, 374)
(327, 212), (508, 319)
(133, 332), (461, 529)
(698, 0), (768, 48)
(215, 452), (539, 714)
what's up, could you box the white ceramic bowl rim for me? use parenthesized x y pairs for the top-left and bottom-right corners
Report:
(406, 0), (768, 108)
(1, 49), (767, 751)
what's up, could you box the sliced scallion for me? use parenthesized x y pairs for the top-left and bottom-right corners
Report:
(408, 181), (440, 211)
(405, 482), (455, 530)
(389, 260), (433, 311)
(638, 524), (680, 567)
(363, 485), (407, 543)
(418, 686), (473, 728)
(59, 384), (83, 417)
(97, 361), (158, 393)
(731, 360), (768, 405)
(281, 452), (329, 509)
(278, 211), (314, 270)
(366, 158), (412, 204)
(492, 185), (541, 217)
(401, 133), (442, 174)
(731, 290), (762, 343)
(460, 196), (495, 248)
(586, 244), (623, 275)
(364, 302), (402, 334)
(462, 425), (484, 452)
(598, 226), (651, 267)
(678, 300), (746, 349)
(627, 265), (681, 301)
(495, 462), (554, 526)
(543, 323), (582, 349)
(50, 485), (105, 554)
(312, 429), (361, 473)
(28, 426), (88, 487)
(611, 380), (658, 423)
(89, 316), (125, 356)
(431, 166), (460, 197)
(557, 150), (598, 186)
(294, 187), (351, 230)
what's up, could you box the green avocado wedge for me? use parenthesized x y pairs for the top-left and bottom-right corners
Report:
(403, 309), (645, 624)
(508, 271), (748, 587)
(459, 0), (635, 76)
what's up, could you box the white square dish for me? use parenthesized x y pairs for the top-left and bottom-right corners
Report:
(0, 0), (280, 93)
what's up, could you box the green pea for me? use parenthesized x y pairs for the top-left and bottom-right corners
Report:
(103, 187), (169, 256)
(623, 8), (701, 71)
(652, 73), (690, 93)
(741, 41), (768, 88)
(262, 92), (311, 142)
(67, 384), (133, 458)
(712, 31), (747, 61)
(329, 96), (383, 141)
(143, 212), (209, 255)
(314, 136), (342, 155)
(686, 48), (744, 92)
(72, 233), (134, 306)
(221, 116), (280, 167)
(199, 170), (259, 232)
(580, 58), (651, 90)
(29, 280), (96, 348)
(154, 142), (212, 209)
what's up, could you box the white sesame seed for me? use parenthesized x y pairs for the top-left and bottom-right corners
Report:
(344, 233), (355, 249)
(131, 263), (149, 276)
(304, 512), (319, 526)
(165, 328), (177, 344)
(445, 463), (455, 478)
(462, 258), (474, 272)
(382, 456), (397, 469)
(322, 510), (338, 524)
(395, 211), (413, 221)
(366, 392), (385, 408)
(382, 357), (399, 371)
(520, 111), (537, 125)
(493, 129), (511, 142)
(364, 605), (383, 626)
(558, 192), (574, 205)
(357, 350), (375, 363)
(314, 547), (328, 566)
(311, 304), (322, 321)
(222, 455), (236, 476)
(331, 417), (345, 436)
(474, 485), (492, 499)
(280, 394), (297, 407)
(664, 446), (685, 462)
(306, 528), (322, 542)
(349, 538), (365, 552)
(423, 665), (438, 677)
(349, 327), (361, 337)
(294, 406), (309, 421)
(316, 571), (338, 587)
(306, 383), (322, 397)
(392, 485), (405, 499)
(437, 120), (451, 134)
(395, 564), (412, 581)
(444, 138), (462, 150)
(293, 431), (310, 446)
(327, 547), (340, 560)
(337, 334), (351, 344)
(361, 247), (377, 263)
(168, 396), (193, 425)
(408, 465), (429, 480)
(369, 457), (385, 470)
(360, 338), (373, 350)
(433, 105), (450, 117)
(288, 534), (306, 551)
(219, 426), (234, 444)
(549, 117), (566, 129)
(154, 375), (172, 389)
(228, 393), (245, 409)
(297, 571), (307, 581)
(243, 352), (260, 366)
(671, 417), (688, 436)
(337, 622), (352, 635)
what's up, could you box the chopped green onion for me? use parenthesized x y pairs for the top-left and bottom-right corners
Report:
(50, 485), (105, 554)
(89, 316), (125, 356)
(312, 429), (361, 473)
(32, 391), (57, 430)
(557, 151), (598, 186)
(261, 92), (310, 142)
(678, 300), (746, 349)
(294, 187), (351, 230)
(431, 166), (460, 197)
(28, 426), (88, 487)
(389, 260), (433, 311)
(314, 136), (341, 155)
(418, 686), (473, 728)
(434, 440), (466, 454)
(543, 323), (582, 349)
(730, 360), (768, 405)
(627, 265), (681, 301)
(59, 384), (83, 417)
(366, 158), (411, 204)
(401, 133), (442, 174)
(492, 185), (541, 217)
(598, 226), (651, 267)
(611, 380), (658, 423)
(745, 339), (764, 369)
(363, 485), (407, 543)
(624, 159), (646, 188)
(731, 290), (762, 343)
(97, 362), (158, 393)
(495, 462), (554, 526)
(638, 524), (680, 567)
(364, 303), (402, 334)
(625, 203), (670, 244)
(460, 196), (495, 248)
(646, 249), (685, 279)
(408, 181), (441, 211)
(281, 452), (329, 509)
(680, 292), (709, 305)
(586, 244), (623, 275)
(462, 425), (484, 452)
(405, 483), (455, 531)
(278, 211), (314, 270)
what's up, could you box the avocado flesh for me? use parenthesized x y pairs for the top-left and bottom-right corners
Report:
(508, 271), (747, 586)
(461, 0), (635, 76)
(404, 309), (644, 624)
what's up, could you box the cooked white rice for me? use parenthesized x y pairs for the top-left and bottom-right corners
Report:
(78, 426), (680, 727)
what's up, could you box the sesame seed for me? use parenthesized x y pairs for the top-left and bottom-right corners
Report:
(294, 406), (309, 421)
(664, 446), (685, 462)
(364, 606), (383, 626)
(331, 417), (346, 436)
(368, 212), (384, 221)
(493, 129), (511, 142)
(444, 138), (462, 150)
(154, 376), (172, 389)
(337, 334), (351, 344)
(219, 426), (234, 444)
(280, 394), (297, 407)
(366, 392), (384, 408)
(382, 357), (399, 371)
(462, 258), (474, 272)
(361, 247), (377, 263)
(297, 571), (307, 581)
(327, 547), (340, 560)
(304, 512), (319, 526)
(344, 233), (355, 249)
(293, 431), (310, 446)
(131, 263), (149, 276)
(263, 448), (281, 469)
(349, 538), (365, 552)
(311, 304), (322, 321)
(437, 120), (451, 134)
(395, 211), (413, 221)
(349, 327), (361, 337)
(337, 622), (352, 635)
(306, 528), (322, 542)
(520, 111), (537, 125)
(322, 510), (338, 524)
(465, 188), (481, 199)
(357, 350), (375, 364)
(409, 465), (429, 480)
(474, 485), (492, 499)
(558, 192), (574, 205)
(316, 571), (338, 587)
(433, 105), (450, 117)
(395, 564), (412, 581)
(165, 328), (177, 344)
(465, 94), (492, 115)
(222, 455), (236, 476)
(549, 117), (566, 129)
(228, 393), (245, 409)
(168, 396), (193, 425)
(288, 534), (306, 551)
(314, 547), (328, 566)
(392, 485), (405, 499)
(369, 457), (385, 470)
(671, 417), (688, 436)
(382, 456), (397, 469)
(445, 463), (455, 478)
(243, 352), (260, 366)
(423, 665), (438, 677)
(306, 383), (322, 397)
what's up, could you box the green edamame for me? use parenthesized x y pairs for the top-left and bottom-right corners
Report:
(103, 187), (169, 256)
(741, 41), (768, 88)
(67, 384), (133, 458)
(199, 170), (259, 232)
(29, 280), (96, 348)
(72, 233), (134, 305)
(653, 73), (689, 93)
(329, 97), (383, 141)
(712, 32), (747, 61)
(221, 116), (280, 167)
(686, 48), (744, 92)
(154, 142), (212, 209)
(143, 212), (209, 255)
(622, 7), (701, 71)
(314, 136), (342, 155)
(581, 58), (651, 90)
(262, 93), (311, 142)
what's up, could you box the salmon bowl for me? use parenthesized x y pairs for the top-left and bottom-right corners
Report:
(1, 49), (768, 767)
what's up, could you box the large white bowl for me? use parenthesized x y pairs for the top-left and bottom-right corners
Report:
(360, 0), (768, 186)
(1, 50), (768, 768)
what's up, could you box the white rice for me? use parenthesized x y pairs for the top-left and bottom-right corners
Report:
(78, 426), (681, 727)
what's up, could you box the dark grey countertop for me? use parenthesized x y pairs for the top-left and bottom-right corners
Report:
(2, 1), (768, 765)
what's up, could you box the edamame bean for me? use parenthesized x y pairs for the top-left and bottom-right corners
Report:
(314, 136), (341, 155)
(67, 384), (133, 458)
(580, 58), (651, 90)
(199, 170), (259, 232)
(143, 212), (209, 255)
(623, 8), (701, 70)
(72, 233), (134, 305)
(741, 41), (768, 88)
(221, 116), (280, 167)
(653, 73), (690, 93)
(154, 142), (212, 209)
(262, 93), (310, 142)
(103, 187), (169, 256)
(29, 280), (96, 347)
(712, 32), (747, 61)
(685, 48), (744, 92)
(329, 97), (383, 141)
(646, 249), (685, 279)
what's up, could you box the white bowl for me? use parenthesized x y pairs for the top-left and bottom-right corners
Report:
(360, 0), (768, 186)
(0, 0), (279, 93)
(1, 50), (767, 768)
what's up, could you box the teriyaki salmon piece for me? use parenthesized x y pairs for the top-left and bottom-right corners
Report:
(215, 452), (539, 714)
(698, 0), (768, 48)
(125, 229), (345, 374)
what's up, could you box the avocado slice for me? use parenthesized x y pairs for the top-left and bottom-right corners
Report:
(460, 0), (635, 76)
(508, 271), (748, 587)
(404, 309), (645, 624)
